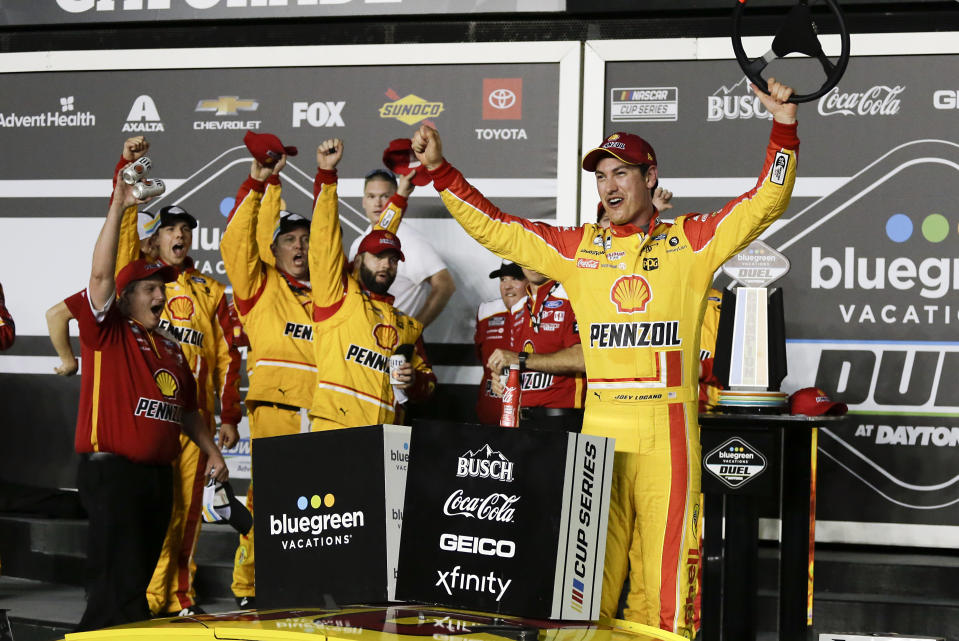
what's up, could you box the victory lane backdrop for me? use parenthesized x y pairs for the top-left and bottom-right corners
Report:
(0, 53), (567, 488)
(595, 38), (959, 543)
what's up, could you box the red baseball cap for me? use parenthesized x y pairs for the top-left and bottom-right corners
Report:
(789, 387), (848, 416)
(243, 130), (298, 165)
(116, 258), (178, 293)
(582, 132), (658, 172)
(382, 138), (431, 187)
(356, 229), (405, 261)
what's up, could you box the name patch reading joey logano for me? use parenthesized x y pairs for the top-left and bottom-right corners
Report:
(589, 321), (681, 348)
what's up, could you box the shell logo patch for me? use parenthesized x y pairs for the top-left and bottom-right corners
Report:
(522, 340), (535, 354)
(154, 369), (179, 398)
(373, 323), (398, 351)
(167, 295), (195, 321)
(610, 275), (652, 313)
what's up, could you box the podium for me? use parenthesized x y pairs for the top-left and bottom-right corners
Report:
(252, 424), (410, 608)
(253, 421), (614, 620)
(700, 413), (848, 641)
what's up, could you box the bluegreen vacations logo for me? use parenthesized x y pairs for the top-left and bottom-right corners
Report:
(269, 492), (365, 551)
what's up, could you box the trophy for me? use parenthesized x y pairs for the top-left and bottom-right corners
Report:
(712, 240), (790, 412)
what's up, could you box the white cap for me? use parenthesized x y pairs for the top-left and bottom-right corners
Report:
(137, 211), (160, 241)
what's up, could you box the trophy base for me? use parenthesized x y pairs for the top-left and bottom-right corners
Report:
(717, 390), (788, 414)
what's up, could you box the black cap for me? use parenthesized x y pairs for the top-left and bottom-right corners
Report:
(157, 205), (198, 229)
(489, 261), (525, 280)
(272, 210), (311, 241)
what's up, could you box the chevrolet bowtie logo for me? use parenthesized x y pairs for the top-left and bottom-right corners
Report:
(195, 96), (259, 116)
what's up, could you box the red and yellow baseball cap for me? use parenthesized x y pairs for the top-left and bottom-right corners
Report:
(789, 387), (848, 416)
(357, 229), (405, 261)
(582, 132), (657, 172)
(244, 130), (298, 165)
(115, 258), (178, 293)
(382, 138), (431, 187)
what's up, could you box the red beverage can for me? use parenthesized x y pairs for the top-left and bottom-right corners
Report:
(499, 363), (521, 428)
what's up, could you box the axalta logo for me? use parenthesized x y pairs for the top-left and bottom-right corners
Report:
(818, 85), (904, 117)
(456, 444), (514, 482)
(610, 86), (678, 122)
(345, 344), (388, 373)
(379, 90), (444, 126)
(292, 101), (345, 127)
(435, 565), (512, 602)
(589, 321), (681, 348)
(123, 95), (164, 132)
(933, 90), (958, 110)
(269, 492), (365, 551)
(0, 96), (96, 129)
(610, 274), (652, 313)
(194, 96), (261, 130)
(707, 76), (771, 122)
(483, 78), (522, 120)
(439, 533), (516, 558)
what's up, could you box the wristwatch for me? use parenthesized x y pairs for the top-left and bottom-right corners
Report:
(518, 352), (527, 372)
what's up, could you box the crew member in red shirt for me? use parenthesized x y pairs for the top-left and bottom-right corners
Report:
(67, 174), (228, 632)
(0, 283), (14, 351)
(474, 261), (527, 424)
(488, 266), (586, 432)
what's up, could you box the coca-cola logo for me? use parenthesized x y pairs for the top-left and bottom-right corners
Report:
(442, 489), (519, 522)
(818, 85), (904, 117)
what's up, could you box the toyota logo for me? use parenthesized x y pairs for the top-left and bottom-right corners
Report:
(488, 89), (516, 110)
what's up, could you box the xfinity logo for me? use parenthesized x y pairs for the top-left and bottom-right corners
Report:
(123, 95), (164, 132)
(439, 533), (516, 558)
(435, 565), (512, 602)
(292, 101), (345, 128)
(456, 444), (514, 482)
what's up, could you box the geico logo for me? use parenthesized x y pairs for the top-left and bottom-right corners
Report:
(815, 348), (957, 410)
(474, 128), (527, 140)
(933, 90), (958, 109)
(706, 95), (771, 121)
(292, 101), (345, 127)
(811, 247), (959, 299)
(439, 533), (516, 558)
(442, 489), (519, 522)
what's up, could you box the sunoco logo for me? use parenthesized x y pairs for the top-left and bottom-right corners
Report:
(268, 492), (365, 551)
(379, 89), (444, 126)
(456, 444), (514, 482)
(123, 95), (164, 132)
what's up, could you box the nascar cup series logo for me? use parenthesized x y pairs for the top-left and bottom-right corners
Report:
(269, 491), (366, 551)
(610, 274), (652, 313)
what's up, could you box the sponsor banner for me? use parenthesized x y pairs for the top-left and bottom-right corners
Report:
(0, 0), (566, 26)
(396, 420), (612, 620)
(253, 425), (404, 608)
(597, 45), (959, 541)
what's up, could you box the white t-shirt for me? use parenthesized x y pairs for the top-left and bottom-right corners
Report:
(349, 223), (448, 318)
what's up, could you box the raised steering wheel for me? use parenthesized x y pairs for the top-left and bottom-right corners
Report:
(732, 0), (851, 103)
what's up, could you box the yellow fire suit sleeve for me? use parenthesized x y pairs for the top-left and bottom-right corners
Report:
(309, 168), (349, 316)
(258, 175), (283, 267)
(221, 177), (268, 312)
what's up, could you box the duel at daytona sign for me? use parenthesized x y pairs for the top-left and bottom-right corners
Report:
(596, 39), (959, 543)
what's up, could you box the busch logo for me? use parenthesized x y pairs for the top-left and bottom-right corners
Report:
(707, 77), (771, 121)
(456, 444), (514, 482)
(818, 85), (904, 116)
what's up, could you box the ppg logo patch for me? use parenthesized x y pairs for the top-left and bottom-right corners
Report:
(771, 151), (789, 186)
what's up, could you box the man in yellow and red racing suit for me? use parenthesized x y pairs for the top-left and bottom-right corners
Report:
(110, 137), (242, 616)
(411, 79), (799, 637)
(308, 138), (435, 430)
(220, 147), (315, 607)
